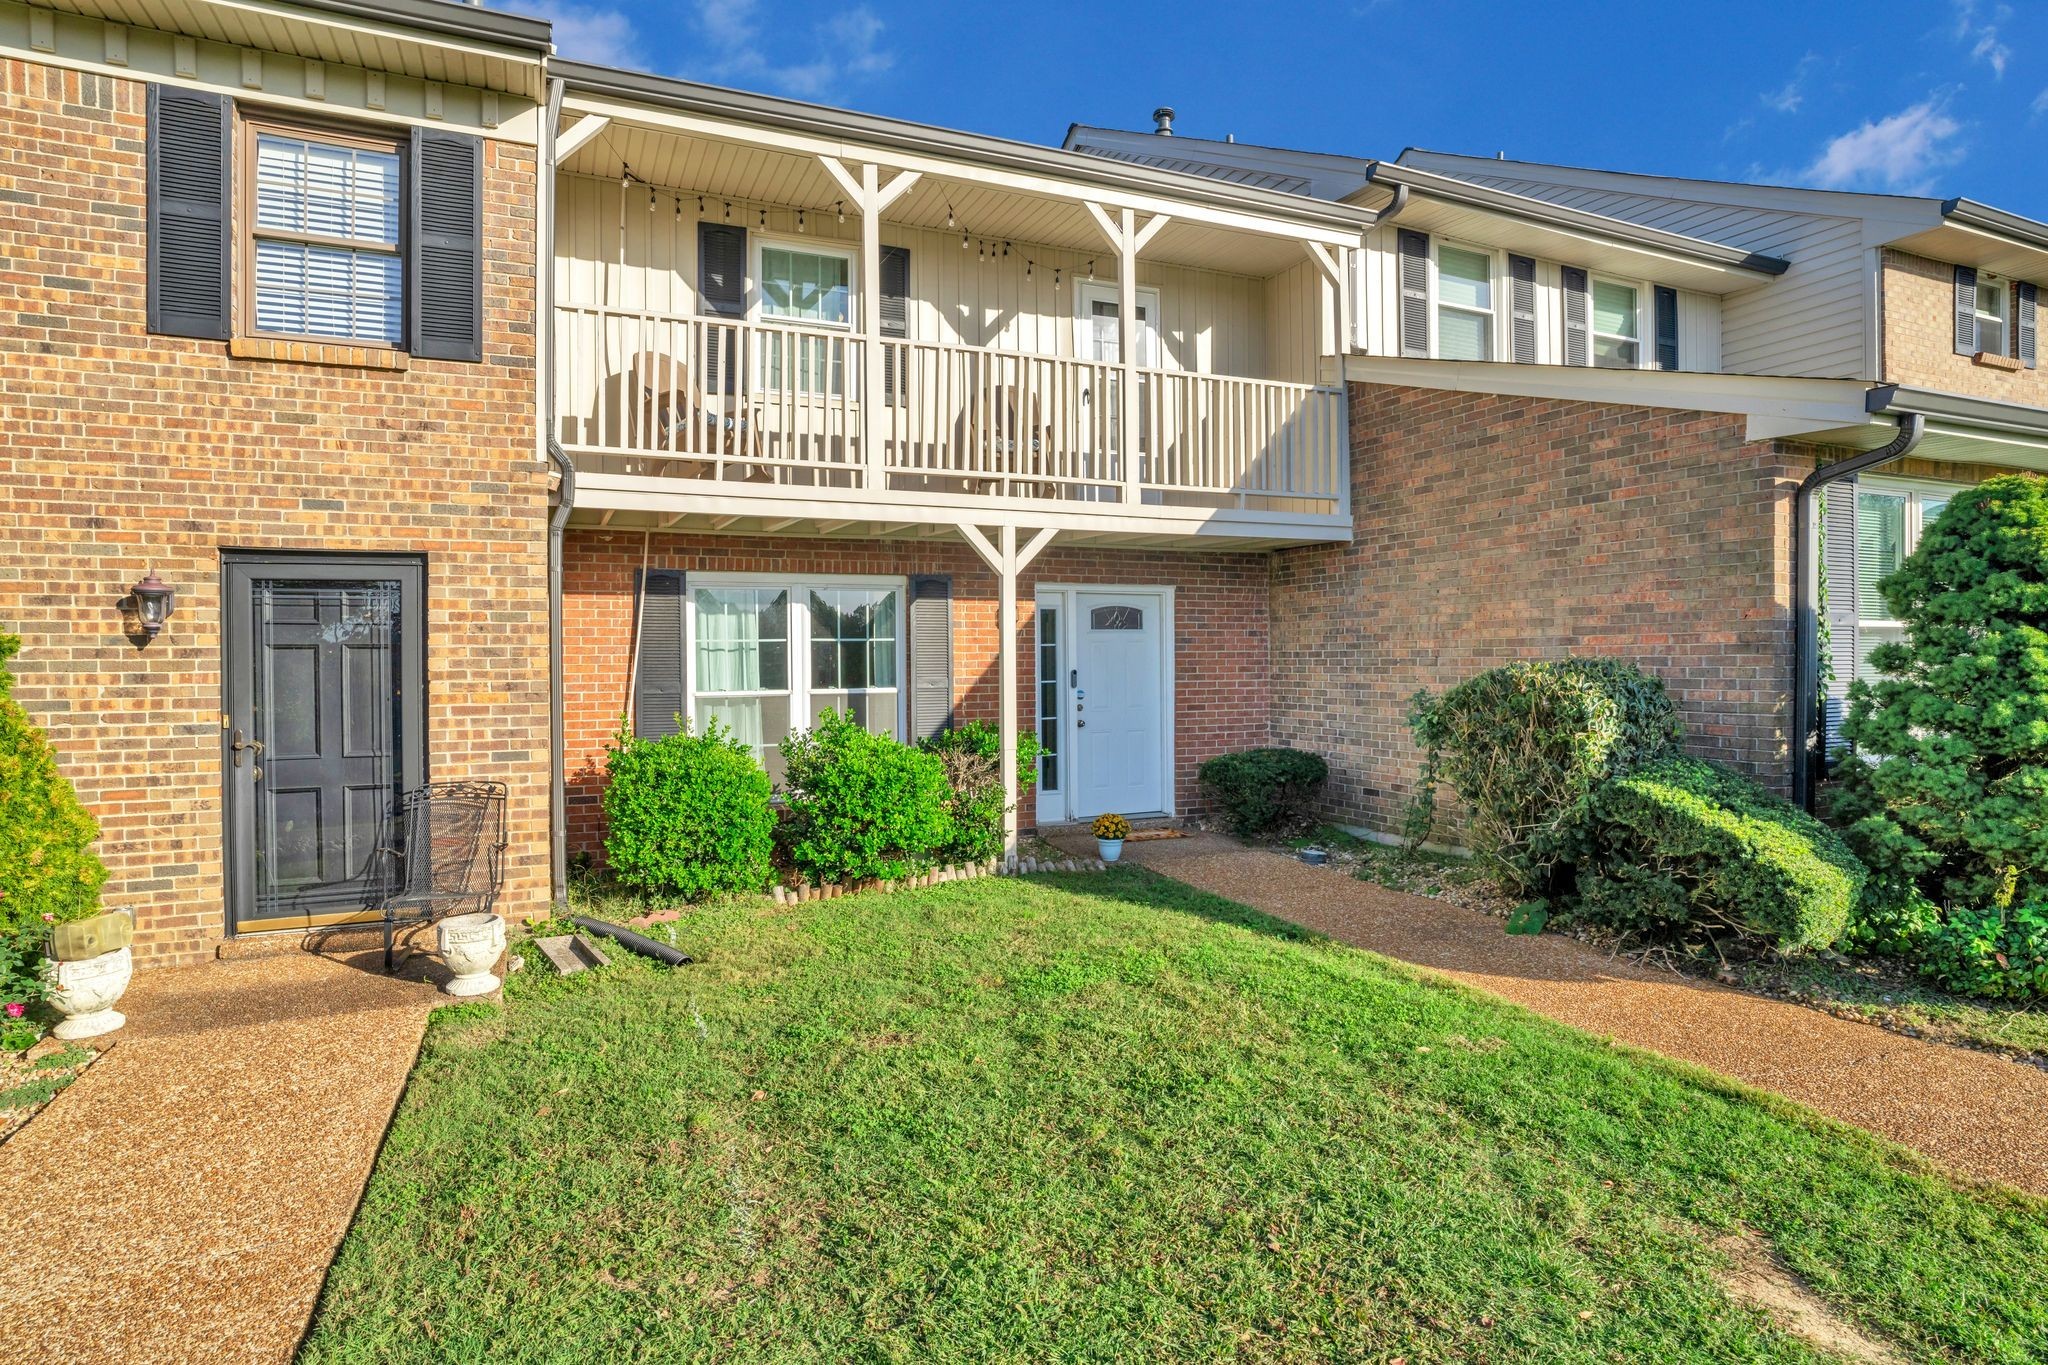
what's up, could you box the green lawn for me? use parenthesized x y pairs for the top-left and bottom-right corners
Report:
(300, 871), (2048, 1363)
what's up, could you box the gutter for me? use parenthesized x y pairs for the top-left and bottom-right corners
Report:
(542, 76), (574, 913)
(288, 0), (554, 51)
(1940, 198), (2048, 256)
(1790, 412), (1925, 810)
(1361, 162), (1791, 276)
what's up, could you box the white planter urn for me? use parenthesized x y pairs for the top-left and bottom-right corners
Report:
(1097, 838), (1124, 863)
(437, 913), (506, 997)
(43, 946), (132, 1040)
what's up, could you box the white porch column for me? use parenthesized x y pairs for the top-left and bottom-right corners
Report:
(1306, 240), (1354, 519)
(961, 522), (1057, 861)
(1084, 203), (1170, 508)
(819, 157), (920, 491)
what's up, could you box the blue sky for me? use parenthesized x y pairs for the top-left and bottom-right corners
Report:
(518, 0), (2048, 216)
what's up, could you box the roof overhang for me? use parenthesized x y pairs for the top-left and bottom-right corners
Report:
(1860, 384), (2048, 472)
(1883, 201), (2048, 286)
(29, 0), (550, 95)
(1357, 163), (1791, 295)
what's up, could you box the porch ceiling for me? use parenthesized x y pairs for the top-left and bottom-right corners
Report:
(559, 115), (1333, 278)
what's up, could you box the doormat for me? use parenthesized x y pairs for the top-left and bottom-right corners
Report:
(1124, 829), (1187, 842)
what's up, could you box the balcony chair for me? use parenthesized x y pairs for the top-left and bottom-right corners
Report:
(628, 352), (773, 483)
(967, 385), (1054, 497)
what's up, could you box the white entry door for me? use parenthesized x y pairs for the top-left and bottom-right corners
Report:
(1069, 591), (1168, 819)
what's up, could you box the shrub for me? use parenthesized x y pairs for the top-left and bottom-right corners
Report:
(1576, 756), (1863, 951)
(1407, 658), (1682, 895)
(602, 720), (775, 901)
(1912, 905), (2048, 1000)
(779, 710), (953, 884)
(920, 720), (1044, 791)
(1197, 748), (1329, 837)
(930, 746), (1005, 864)
(0, 633), (107, 954)
(1836, 474), (2048, 911)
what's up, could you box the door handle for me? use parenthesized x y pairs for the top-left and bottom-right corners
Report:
(230, 730), (265, 768)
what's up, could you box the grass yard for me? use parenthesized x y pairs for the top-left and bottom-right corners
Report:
(300, 870), (2048, 1363)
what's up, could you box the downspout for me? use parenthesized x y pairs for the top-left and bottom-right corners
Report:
(542, 75), (572, 911)
(1790, 411), (1924, 810)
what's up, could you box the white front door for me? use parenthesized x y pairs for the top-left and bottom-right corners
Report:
(1069, 591), (1168, 819)
(1075, 282), (1160, 368)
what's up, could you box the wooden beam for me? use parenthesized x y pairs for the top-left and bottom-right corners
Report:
(1082, 200), (1124, 253)
(874, 168), (922, 211)
(816, 154), (863, 205)
(708, 514), (740, 530)
(658, 511), (686, 528)
(554, 113), (610, 161)
(1016, 526), (1058, 572)
(760, 517), (800, 532)
(815, 519), (854, 534)
(1304, 240), (1342, 286)
(1131, 213), (1173, 255)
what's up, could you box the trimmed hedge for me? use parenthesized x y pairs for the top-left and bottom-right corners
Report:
(602, 721), (776, 900)
(779, 710), (953, 884)
(1198, 748), (1328, 836)
(1577, 756), (1862, 951)
(1913, 905), (2048, 1000)
(1408, 658), (1682, 894)
(0, 633), (107, 953)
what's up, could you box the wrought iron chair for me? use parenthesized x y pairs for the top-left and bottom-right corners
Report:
(365, 780), (508, 972)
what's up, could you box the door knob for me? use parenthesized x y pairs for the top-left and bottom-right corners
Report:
(1077, 719), (1086, 728)
(230, 730), (265, 767)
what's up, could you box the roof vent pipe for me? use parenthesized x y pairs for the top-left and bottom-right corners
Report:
(1152, 106), (1175, 136)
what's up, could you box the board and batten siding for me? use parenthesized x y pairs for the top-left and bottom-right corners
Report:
(1353, 220), (1720, 372)
(1417, 169), (1871, 380)
(553, 173), (1278, 379)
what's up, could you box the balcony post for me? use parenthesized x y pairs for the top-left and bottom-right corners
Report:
(819, 157), (920, 492)
(1306, 240), (1353, 520)
(960, 521), (1057, 863)
(1084, 203), (1170, 507)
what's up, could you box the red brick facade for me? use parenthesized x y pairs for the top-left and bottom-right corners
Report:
(1269, 383), (1821, 836)
(0, 62), (548, 964)
(561, 530), (1270, 852)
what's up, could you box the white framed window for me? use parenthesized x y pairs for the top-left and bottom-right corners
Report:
(687, 575), (904, 783)
(244, 122), (403, 345)
(754, 239), (853, 394)
(1434, 242), (1495, 361)
(1591, 278), (1640, 368)
(1852, 480), (1959, 683)
(1975, 276), (2009, 356)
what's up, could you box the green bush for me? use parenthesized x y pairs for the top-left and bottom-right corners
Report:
(602, 720), (775, 901)
(779, 710), (953, 884)
(930, 746), (1004, 864)
(920, 719), (1043, 791)
(0, 633), (107, 955)
(1198, 748), (1329, 836)
(1408, 658), (1682, 895)
(1912, 905), (2048, 1000)
(1577, 757), (1863, 951)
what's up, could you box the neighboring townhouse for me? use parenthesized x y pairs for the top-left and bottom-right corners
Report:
(0, 0), (554, 963)
(1069, 123), (2048, 834)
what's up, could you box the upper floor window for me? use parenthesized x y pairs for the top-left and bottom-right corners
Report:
(1974, 277), (2009, 356)
(758, 244), (852, 327)
(1436, 244), (1494, 361)
(244, 123), (404, 345)
(1591, 279), (1640, 368)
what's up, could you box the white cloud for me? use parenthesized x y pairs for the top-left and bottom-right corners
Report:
(1952, 0), (2013, 78)
(689, 0), (894, 100)
(2033, 87), (2048, 116)
(516, 1), (640, 69)
(1802, 100), (1965, 193)
(1761, 53), (1819, 114)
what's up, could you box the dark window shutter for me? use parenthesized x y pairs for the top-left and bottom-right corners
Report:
(699, 222), (746, 395)
(907, 574), (953, 742)
(1653, 285), (1679, 370)
(1396, 229), (1430, 358)
(633, 569), (686, 740)
(2018, 281), (2037, 368)
(1508, 254), (1537, 363)
(1953, 264), (1978, 356)
(1822, 482), (1859, 761)
(1561, 266), (1590, 367)
(146, 84), (231, 340)
(409, 128), (482, 361)
(880, 243), (910, 404)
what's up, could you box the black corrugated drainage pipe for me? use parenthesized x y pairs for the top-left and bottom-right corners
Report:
(571, 915), (693, 966)
(1790, 412), (1924, 810)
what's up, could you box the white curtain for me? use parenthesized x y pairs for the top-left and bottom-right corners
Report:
(695, 589), (767, 691)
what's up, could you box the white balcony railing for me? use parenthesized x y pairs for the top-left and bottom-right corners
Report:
(554, 304), (1346, 514)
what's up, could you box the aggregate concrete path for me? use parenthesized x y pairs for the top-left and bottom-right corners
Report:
(1116, 833), (2048, 1197)
(0, 945), (444, 1364)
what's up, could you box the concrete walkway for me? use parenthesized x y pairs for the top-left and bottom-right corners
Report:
(0, 945), (443, 1364)
(1118, 833), (2048, 1196)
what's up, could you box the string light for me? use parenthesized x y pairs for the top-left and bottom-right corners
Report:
(961, 229), (969, 250)
(1053, 266), (1062, 288)
(758, 208), (767, 228)
(1002, 241), (1010, 258)
(724, 200), (732, 220)
(698, 195), (705, 213)
(836, 200), (846, 224)
(945, 204), (955, 229)
(797, 209), (806, 233)
(649, 187), (657, 212)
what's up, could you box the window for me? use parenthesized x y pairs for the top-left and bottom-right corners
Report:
(1435, 244), (1494, 361)
(1036, 607), (1060, 793)
(688, 578), (903, 782)
(1591, 279), (1639, 368)
(244, 123), (403, 345)
(1975, 277), (2008, 356)
(757, 242), (852, 393)
(1853, 483), (1956, 684)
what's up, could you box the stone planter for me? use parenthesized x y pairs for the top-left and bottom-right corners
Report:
(43, 946), (132, 1041)
(1097, 838), (1124, 863)
(437, 913), (506, 997)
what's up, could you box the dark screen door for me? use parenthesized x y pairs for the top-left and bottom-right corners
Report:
(224, 557), (424, 934)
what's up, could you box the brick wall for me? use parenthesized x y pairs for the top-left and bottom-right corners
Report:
(0, 61), (549, 964)
(561, 530), (1270, 852)
(1270, 383), (1817, 836)
(1882, 248), (2047, 405)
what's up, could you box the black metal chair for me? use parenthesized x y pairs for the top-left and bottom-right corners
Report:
(365, 780), (508, 971)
